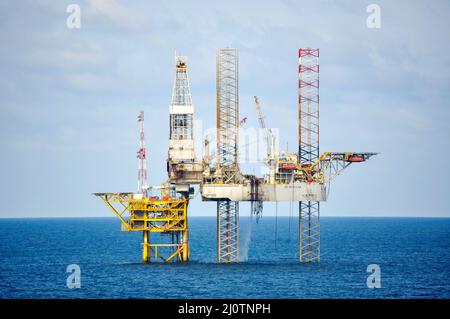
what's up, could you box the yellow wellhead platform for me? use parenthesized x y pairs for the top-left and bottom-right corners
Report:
(94, 192), (189, 263)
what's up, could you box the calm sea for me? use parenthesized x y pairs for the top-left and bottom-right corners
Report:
(0, 217), (449, 298)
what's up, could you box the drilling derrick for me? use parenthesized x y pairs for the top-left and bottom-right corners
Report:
(216, 48), (240, 263)
(298, 48), (320, 262)
(168, 55), (202, 185)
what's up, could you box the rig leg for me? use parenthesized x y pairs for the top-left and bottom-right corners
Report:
(217, 200), (239, 263)
(142, 230), (150, 263)
(299, 201), (320, 262)
(181, 228), (189, 262)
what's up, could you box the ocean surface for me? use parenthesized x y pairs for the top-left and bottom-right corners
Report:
(0, 217), (449, 299)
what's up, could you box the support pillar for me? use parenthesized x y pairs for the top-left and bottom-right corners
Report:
(217, 200), (239, 263)
(142, 230), (150, 263)
(181, 228), (189, 261)
(299, 201), (320, 262)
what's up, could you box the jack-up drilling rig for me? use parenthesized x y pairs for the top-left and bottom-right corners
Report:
(95, 49), (377, 263)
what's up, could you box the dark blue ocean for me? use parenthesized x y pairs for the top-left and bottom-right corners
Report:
(0, 217), (449, 299)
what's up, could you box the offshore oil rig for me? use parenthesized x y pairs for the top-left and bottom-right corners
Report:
(95, 48), (377, 263)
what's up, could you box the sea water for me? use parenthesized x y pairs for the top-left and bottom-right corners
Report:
(0, 217), (449, 298)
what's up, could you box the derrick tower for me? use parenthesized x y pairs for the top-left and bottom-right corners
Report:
(216, 48), (240, 263)
(298, 48), (320, 262)
(168, 55), (202, 185)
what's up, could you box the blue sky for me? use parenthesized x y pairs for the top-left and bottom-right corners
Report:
(0, 0), (449, 217)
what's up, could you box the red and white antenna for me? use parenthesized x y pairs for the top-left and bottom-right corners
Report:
(137, 110), (147, 194)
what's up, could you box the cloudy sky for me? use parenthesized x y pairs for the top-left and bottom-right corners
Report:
(0, 0), (449, 217)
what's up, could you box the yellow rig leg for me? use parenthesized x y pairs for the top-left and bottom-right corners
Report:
(142, 231), (149, 263)
(182, 229), (189, 262)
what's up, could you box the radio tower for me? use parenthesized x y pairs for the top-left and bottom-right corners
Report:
(137, 110), (147, 194)
(298, 48), (320, 262)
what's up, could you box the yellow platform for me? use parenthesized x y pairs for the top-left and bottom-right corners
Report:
(94, 193), (189, 263)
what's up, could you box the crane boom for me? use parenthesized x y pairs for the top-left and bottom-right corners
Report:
(253, 96), (273, 163)
(254, 96), (266, 129)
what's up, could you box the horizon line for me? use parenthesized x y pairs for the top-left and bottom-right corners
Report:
(0, 215), (449, 219)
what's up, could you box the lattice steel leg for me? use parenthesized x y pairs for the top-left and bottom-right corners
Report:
(299, 201), (320, 262)
(217, 200), (239, 263)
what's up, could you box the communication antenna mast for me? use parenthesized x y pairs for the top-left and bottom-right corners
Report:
(137, 110), (148, 194)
